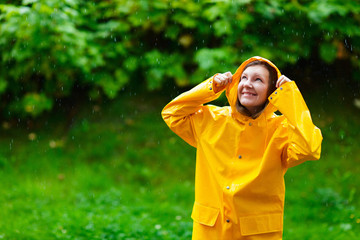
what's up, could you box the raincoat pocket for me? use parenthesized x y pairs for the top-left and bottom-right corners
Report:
(240, 213), (283, 236)
(191, 202), (220, 227)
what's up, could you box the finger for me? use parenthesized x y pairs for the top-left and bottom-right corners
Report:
(282, 75), (289, 81)
(281, 75), (292, 83)
(276, 76), (285, 88)
(215, 74), (224, 81)
(278, 79), (284, 88)
(225, 71), (232, 79)
(219, 76), (226, 85)
(280, 78), (287, 87)
(278, 78), (290, 88)
(276, 78), (280, 88)
(226, 72), (233, 83)
(281, 76), (292, 87)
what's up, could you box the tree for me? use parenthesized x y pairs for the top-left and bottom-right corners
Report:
(0, 0), (359, 117)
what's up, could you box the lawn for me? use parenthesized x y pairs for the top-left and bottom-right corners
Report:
(0, 86), (359, 239)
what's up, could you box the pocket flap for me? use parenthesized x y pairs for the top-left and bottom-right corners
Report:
(240, 213), (283, 236)
(191, 202), (220, 227)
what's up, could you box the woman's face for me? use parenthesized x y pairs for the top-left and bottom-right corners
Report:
(237, 65), (270, 115)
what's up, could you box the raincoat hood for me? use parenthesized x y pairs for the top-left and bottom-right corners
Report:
(225, 56), (282, 120)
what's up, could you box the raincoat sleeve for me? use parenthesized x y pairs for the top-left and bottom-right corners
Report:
(269, 81), (322, 168)
(161, 76), (226, 147)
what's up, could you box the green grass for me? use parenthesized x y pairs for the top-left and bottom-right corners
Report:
(0, 89), (359, 239)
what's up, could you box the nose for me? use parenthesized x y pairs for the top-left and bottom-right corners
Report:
(243, 78), (253, 88)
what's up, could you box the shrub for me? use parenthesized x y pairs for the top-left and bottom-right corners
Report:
(0, 0), (359, 117)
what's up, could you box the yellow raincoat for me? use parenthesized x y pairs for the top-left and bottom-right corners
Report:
(161, 56), (322, 239)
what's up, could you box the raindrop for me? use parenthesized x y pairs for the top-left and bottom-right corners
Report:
(9, 139), (13, 150)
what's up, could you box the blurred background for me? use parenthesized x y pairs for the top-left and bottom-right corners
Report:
(0, 0), (359, 239)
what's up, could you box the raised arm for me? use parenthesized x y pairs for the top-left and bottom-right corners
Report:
(269, 78), (323, 168)
(161, 73), (230, 147)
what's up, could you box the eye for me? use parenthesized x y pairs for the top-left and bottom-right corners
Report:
(241, 75), (247, 80)
(256, 78), (262, 82)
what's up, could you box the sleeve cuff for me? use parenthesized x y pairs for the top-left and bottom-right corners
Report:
(268, 81), (295, 102)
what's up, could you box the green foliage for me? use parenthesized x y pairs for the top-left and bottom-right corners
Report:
(0, 0), (360, 117)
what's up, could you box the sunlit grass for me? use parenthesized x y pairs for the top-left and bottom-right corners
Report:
(0, 89), (359, 239)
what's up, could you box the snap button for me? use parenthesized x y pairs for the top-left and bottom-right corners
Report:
(270, 97), (273, 100)
(226, 219), (230, 223)
(275, 91), (277, 94)
(238, 155), (242, 159)
(280, 87), (283, 90)
(249, 122), (252, 126)
(210, 87), (212, 90)
(226, 186), (230, 190)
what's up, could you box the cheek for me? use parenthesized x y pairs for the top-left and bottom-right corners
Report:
(259, 85), (269, 96)
(237, 84), (242, 95)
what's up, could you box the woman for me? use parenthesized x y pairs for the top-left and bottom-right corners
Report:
(161, 56), (322, 239)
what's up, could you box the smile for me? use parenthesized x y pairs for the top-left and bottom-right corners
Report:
(242, 92), (257, 96)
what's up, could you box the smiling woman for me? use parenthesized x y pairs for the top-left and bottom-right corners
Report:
(234, 60), (279, 118)
(162, 56), (323, 240)
(238, 65), (269, 114)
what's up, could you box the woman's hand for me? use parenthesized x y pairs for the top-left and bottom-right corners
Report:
(276, 75), (292, 88)
(214, 72), (233, 87)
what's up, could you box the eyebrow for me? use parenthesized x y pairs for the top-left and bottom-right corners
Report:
(253, 73), (264, 77)
(242, 73), (264, 78)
